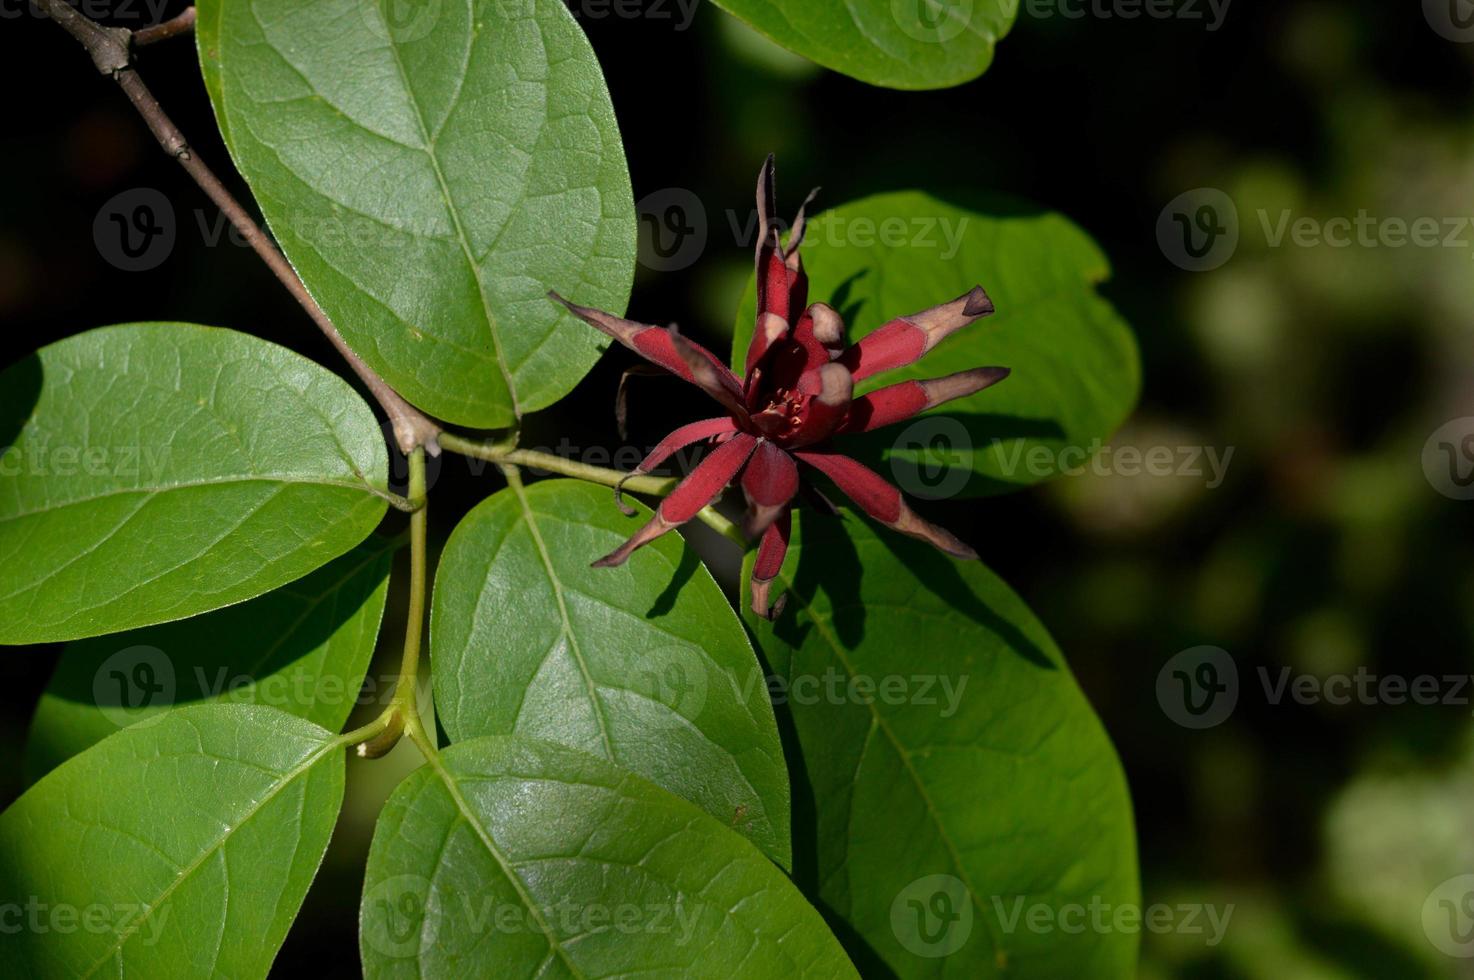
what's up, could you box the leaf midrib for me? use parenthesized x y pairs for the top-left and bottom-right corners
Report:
(377, 8), (522, 418)
(506, 480), (616, 759)
(0, 474), (382, 523)
(420, 752), (590, 979)
(773, 563), (1008, 965)
(77, 730), (339, 978)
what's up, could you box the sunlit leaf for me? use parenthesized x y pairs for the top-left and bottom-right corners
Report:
(431, 479), (791, 865)
(0, 705), (345, 979)
(24, 537), (396, 781)
(196, 0), (636, 426)
(359, 736), (855, 978)
(0, 324), (389, 644)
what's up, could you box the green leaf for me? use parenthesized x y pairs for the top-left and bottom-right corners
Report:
(709, 0), (1015, 90)
(23, 536), (396, 782)
(430, 479), (791, 866)
(359, 736), (856, 977)
(0, 704), (345, 979)
(196, 0), (636, 427)
(0, 324), (389, 644)
(743, 510), (1139, 978)
(734, 191), (1140, 497)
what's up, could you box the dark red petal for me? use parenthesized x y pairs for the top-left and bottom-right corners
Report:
(837, 286), (995, 383)
(782, 187), (819, 315)
(793, 450), (978, 559)
(633, 417), (738, 476)
(749, 511), (791, 620)
(761, 252), (792, 324)
(787, 260), (809, 320)
(755, 153), (778, 255)
(839, 367), (1011, 434)
(549, 291), (744, 398)
(789, 306), (844, 387)
(754, 304), (844, 410)
(747, 156), (792, 376)
(786, 362), (855, 448)
(783, 186), (821, 265)
(615, 415), (739, 514)
(668, 328), (751, 422)
(741, 440), (800, 537)
(593, 434), (758, 568)
(747, 164), (822, 378)
(746, 310), (791, 393)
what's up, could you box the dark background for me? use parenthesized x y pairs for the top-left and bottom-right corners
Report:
(4, 1), (1474, 976)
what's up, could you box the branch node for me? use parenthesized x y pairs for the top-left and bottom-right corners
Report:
(394, 417), (442, 457)
(36, 0), (131, 74)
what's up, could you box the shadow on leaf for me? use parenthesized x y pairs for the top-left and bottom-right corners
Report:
(826, 267), (871, 326)
(23, 541), (393, 783)
(646, 541), (700, 619)
(838, 411), (1069, 500)
(0, 352), (43, 454)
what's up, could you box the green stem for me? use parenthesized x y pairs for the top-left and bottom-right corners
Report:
(439, 432), (747, 548)
(336, 711), (393, 751)
(374, 487), (422, 513)
(352, 447), (434, 759)
(396, 448), (431, 734)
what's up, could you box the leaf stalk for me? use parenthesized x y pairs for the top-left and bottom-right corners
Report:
(438, 433), (746, 547)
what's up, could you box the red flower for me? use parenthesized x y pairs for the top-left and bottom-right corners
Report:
(550, 157), (1008, 618)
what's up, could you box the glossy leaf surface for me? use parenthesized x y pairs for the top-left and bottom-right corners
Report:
(432, 479), (791, 865)
(197, 0), (636, 426)
(744, 510), (1139, 977)
(0, 324), (389, 644)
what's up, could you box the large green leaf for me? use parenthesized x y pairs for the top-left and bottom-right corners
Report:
(359, 736), (856, 977)
(710, 0), (1015, 90)
(196, 0), (636, 427)
(23, 536), (396, 782)
(734, 192), (1140, 498)
(743, 511), (1139, 977)
(0, 323), (389, 645)
(0, 704), (345, 979)
(431, 479), (791, 866)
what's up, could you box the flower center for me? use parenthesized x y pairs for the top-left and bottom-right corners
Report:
(746, 386), (809, 444)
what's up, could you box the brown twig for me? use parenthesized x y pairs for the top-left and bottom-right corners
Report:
(35, 0), (441, 454)
(133, 6), (196, 47)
